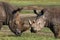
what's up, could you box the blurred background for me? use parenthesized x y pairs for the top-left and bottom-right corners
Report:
(0, 0), (60, 6)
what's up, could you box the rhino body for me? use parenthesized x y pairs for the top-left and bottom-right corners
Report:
(0, 2), (25, 36)
(29, 6), (60, 38)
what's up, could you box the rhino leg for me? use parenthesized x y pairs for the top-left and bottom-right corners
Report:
(47, 23), (59, 38)
(53, 25), (60, 38)
(0, 22), (3, 30)
(55, 31), (60, 38)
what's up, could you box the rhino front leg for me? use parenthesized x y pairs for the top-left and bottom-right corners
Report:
(54, 25), (60, 38)
(0, 22), (3, 30)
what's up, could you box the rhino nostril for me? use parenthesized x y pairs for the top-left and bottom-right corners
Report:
(30, 28), (37, 33)
(15, 31), (21, 36)
(15, 29), (22, 36)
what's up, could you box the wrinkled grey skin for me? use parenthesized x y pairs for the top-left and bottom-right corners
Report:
(0, 2), (24, 36)
(29, 7), (60, 38)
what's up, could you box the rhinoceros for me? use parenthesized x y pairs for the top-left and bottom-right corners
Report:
(0, 2), (29, 36)
(29, 6), (60, 38)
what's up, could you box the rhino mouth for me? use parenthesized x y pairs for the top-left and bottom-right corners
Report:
(10, 29), (22, 36)
(8, 25), (22, 36)
(14, 30), (22, 36)
(30, 27), (37, 33)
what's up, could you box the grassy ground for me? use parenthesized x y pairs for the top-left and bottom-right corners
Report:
(0, 26), (58, 40)
(20, 10), (33, 14)
(0, 0), (60, 6)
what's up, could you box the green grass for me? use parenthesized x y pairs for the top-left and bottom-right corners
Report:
(0, 0), (60, 6)
(20, 10), (33, 14)
(0, 26), (60, 40)
(0, 33), (56, 40)
(8, 1), (60, 6)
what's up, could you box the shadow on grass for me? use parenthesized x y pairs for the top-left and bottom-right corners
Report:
(7, 35), (21, 37)
(0, 34), (21, 37)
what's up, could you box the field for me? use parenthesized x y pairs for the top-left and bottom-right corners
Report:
(0, 0), (60, 40)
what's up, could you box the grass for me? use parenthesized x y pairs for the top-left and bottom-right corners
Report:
(20, 10), (33, 14)
(0, 33), (56, 40)
(7, 1), (60, 6)
(0, 0), (60, 6)
(0, 26), (59, 40)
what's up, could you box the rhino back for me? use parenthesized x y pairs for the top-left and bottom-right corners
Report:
(44, 7), (60, 25)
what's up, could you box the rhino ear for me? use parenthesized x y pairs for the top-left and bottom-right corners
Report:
(12, 7), (23, 14)
(33, 9), (44, 16)
(17, 7), (23, 12)
(38, 9), (44, 16)
(28, 19), (32, 25)
(33, 9), (39, 15)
